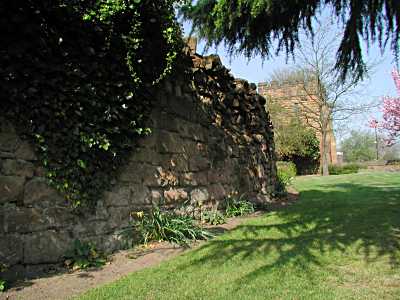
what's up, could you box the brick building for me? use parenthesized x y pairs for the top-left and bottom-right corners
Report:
(258, 81), (338, 165)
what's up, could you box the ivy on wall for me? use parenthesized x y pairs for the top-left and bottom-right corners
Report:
(0, 0), (183, 208)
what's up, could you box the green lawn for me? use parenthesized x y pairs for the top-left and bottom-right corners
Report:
(77, 172), (400, 299)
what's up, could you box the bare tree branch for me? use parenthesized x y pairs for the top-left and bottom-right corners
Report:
(265, 23), (375, 175)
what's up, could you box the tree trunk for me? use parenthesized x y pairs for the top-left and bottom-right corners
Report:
(320, 129), (330, 176)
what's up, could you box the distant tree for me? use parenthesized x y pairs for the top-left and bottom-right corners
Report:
(340, 130), (377, 162)
(382, 143), (400, 160)
(368, 119), (380, 160)
(266, 25), (374, 175)
(381, 70), (400, 146)
(181, 0), (400, 81)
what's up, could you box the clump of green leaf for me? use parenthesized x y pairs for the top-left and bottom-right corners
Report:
(65, 240), (107, 271)
(132, 207), (212, 246)
(276, 161), (297, 188)
(225, 196), (255, 217)
(1, 1), (183, 209)
(0, 279), (5, 293)
(202, 210), (226, 225)
(0, 281), (5, 292)
(0, 263), (7, 292)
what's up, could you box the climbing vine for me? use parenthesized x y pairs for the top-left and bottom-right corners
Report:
(0, 0), (183, 208)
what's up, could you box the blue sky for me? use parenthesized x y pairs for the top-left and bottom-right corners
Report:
(182, 17), (398, 141)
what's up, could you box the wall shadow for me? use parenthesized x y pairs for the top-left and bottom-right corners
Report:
(177, 182), (400, 288)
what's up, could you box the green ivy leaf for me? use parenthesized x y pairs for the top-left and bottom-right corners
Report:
(77, 159), (87, 169)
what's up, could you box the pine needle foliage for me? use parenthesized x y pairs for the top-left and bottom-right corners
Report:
(181, 0), (400, 81)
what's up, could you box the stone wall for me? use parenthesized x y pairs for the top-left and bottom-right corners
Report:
(0, 52), (277, 280)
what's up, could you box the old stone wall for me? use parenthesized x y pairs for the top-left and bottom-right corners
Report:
(0, 53), (277, 280)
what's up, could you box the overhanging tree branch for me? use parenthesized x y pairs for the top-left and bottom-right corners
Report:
(181, 0), (400, 82)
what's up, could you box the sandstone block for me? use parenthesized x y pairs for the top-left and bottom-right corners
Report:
(78, 201), (108, 223)
(163, 188), (188, 203)
(193, 172), (208, 185)
(131, 184), (151, 205)
(0, 151), (15, 159)
(129, 149), (163, 165)
(101, 233), (128, 254)
(149, 189), (163, 205)
(107, 206), (132, 229)
(104, 186), (130, 207)
(177, 121), (206, 142)
(184, 37), (197, 55)
(0, 120), (19, 152)
(238, 171), (253, 191)
(138, 132), (158, 150)
(0, 234), (23, 265)
(232, 99), (240, 107)
(153, 112), (179, 132)
(189, 156), (210, 171)
(34, 166), (47, 177)
(156, 91), (169, 107)
(3, 206), (70, 233)
(15, 141), (37, 161)
(179, 172), (199, 186)
(0, 206), (4, 234)
(0, 176), (25, 204)
(72, 220), (110, 237)
(207, 170), (219, 184)
(175, 85), (182, 97)
(1, 159), (34, 178)
(182, 140), (199, 157)
(167, 96), (194, 120)
(190, 188), (209, 205)
(23, 177), (62, 206)
(170, 154), (189, 172)
(23, 230), (72, 264)
(154, 167), (178, 187)
(164, 80), (173, 95)
(158, 131), (184, 154)
(207, 168), (233, 185)
(119, 162), (148, 184)
(179, 172), (208, 186)
(203, 54), (222, 70)
(208, 183), (226, 201)
(253, 134), (265, 143)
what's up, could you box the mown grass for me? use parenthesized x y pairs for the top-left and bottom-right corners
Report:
(77, 171), (400, 299)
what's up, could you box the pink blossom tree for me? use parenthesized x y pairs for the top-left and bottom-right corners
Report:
(377, 69), (400, 146)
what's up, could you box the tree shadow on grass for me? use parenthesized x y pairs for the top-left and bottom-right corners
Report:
(178, 182), (400, 288)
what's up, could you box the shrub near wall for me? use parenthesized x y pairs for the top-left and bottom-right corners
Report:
(276, 161), (297, 190)
(328, 164), (361, 175)
(271, 117), (320, 175)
